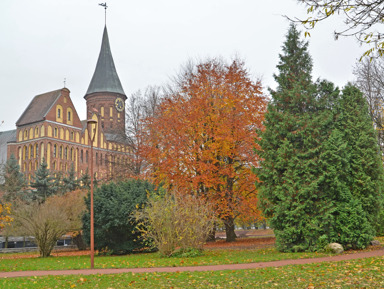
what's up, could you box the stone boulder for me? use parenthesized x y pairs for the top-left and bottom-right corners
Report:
(371, 240), (381, 246)
(325, 243), (344, 254)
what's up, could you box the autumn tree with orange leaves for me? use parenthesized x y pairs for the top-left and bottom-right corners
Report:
(0, 203), (13, 229)
(144, 58), (267, 242)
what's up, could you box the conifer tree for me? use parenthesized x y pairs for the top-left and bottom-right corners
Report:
(30, 158), (55, 203)
(256, 24), (333, 252)
(338, 85), (384, 237)
(315, 84), (384, 249)
(257, 24), (384, 251)
(1, 154), (25, 201)
(63, 163), (79, 193)
(80, 169), (91, 189)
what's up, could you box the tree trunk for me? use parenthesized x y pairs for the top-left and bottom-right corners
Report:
(206, 222), (216, 242)
(5, 236), (8, 249)
(224, 217), (236, 242)
(262, 220), (267, 230)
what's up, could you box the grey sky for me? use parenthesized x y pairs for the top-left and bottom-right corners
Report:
(0, 0), (364, 132)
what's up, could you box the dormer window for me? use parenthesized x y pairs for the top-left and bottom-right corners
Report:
(68, 111), (71, 121)
(58, 109), (61, 118)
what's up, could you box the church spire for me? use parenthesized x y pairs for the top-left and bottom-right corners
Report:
(85, 26), (125, 97)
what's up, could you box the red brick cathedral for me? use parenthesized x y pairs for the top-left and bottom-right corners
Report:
(0, 26), (130, 183)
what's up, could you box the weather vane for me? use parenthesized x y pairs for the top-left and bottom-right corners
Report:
(99, 2), (108, 25)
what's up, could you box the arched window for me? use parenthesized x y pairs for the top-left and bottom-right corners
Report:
(41, 125), (45, 137)
(53, 144), (57, 158)
(59, 146), (63, 159)
(64, 147), (68, 159)
(54, 127), (58, 137)
(23, 146), (27, 160)
(86, 151), (88, 163)
(67, 108), (73, 125)
(29, 145), (33, 159)
(56, 105), (63, 122)
(35, 144), (38, 158)
(81, 150), (83, 163)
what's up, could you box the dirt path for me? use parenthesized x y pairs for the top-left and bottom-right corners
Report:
(1, 248), (384, 279)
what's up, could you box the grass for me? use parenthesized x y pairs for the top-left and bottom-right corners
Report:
(2, 255), (384, 288)
(1, 235), (383, 288)
(0, 247), (333, 272)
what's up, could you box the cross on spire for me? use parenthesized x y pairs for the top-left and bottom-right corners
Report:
(99, 2), (108, 25)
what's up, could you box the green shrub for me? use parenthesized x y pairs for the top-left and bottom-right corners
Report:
(82, 180), (156, 255)
(136, 192), (216, 257)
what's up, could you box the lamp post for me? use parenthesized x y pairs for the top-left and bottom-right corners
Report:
(87, 118), (97, 269)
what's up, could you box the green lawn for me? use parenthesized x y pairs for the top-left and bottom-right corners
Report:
(1, 255), (384, 288)
(1, 236), (383, 288)
(0, 247), (331, 272)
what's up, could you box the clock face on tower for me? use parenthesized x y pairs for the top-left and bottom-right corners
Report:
(115, 97), (125, 112)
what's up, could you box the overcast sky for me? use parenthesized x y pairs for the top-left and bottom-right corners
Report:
(0, 0), (365, 132)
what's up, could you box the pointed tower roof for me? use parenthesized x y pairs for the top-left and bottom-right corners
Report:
(85, 26), (126, 97)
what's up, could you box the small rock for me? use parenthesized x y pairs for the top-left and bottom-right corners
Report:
(371, 240), (380, 246)
(325, 243), (344, 254)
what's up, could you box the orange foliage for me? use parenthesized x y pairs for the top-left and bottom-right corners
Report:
(144, 58), (267, 222)
(0, 203), (13, 229)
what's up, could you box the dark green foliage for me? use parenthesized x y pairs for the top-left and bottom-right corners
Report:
(30, 158), (55, 203)
(335, 85), (384, 236)
(80, 169), (91, 189)
(256, 24), (384, 252)
(257, 24), (328, 252)
(62, 163), (79, 192)
(82, 179), (155, 255)
(1, 154), (26, 201)
(329, 199), (374, 250)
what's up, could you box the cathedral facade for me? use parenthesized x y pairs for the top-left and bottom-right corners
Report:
(0, 26), (130, 183)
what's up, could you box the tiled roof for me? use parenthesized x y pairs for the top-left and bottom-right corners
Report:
(16, 89), (62, 126)
(85, 26), (126, 97)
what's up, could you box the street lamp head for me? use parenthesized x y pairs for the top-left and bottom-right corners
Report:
(87, 119), (98, 142)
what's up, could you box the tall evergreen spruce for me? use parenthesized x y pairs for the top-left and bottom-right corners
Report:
(257, 24), (335, 252)
(30, 158), (55, 203)
(257, 24), (384, 252)
(1, 154), (25, 201)
(63, 163), (79, 193)
(338, 85), (384, 238)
